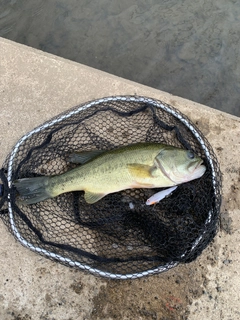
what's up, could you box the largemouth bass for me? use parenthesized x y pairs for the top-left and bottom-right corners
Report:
(14, 143), (206, 205)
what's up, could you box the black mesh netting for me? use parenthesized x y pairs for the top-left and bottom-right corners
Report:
(0, 96), (221, 279)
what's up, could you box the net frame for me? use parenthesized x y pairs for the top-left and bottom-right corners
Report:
(0, 96), (221, 279)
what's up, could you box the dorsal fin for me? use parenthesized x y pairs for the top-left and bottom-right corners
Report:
(67, 150), (105, 164)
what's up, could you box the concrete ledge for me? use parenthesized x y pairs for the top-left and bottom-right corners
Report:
(0, 37), (239, 320)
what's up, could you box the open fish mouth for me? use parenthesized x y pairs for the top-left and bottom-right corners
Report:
(192, 160), (206, 179)
(195, 159), (203, 169)
(196, 159), (206, 171)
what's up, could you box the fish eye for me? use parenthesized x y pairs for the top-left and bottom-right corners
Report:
(187, 150), (195, 159)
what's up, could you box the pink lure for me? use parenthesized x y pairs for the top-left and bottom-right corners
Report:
(146, 186), (178, 205)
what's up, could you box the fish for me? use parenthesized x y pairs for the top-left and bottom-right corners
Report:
(146, 186), (178, 205)
(14, 142), (206, 205)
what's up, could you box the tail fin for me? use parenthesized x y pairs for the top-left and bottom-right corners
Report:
(14, 177), (52, 205)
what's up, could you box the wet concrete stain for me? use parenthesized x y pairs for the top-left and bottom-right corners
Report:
(69, 280), (84, 295)
(220, 165), (240, 234)
(220, 207), (233, 235)
(195, 118), (211, 137)
(90, 256), (217, 320)
(3, 313), (32, 320)
(195, 117), (225, 138)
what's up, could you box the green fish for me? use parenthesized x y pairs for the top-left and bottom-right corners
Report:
(14, 143), (206, 205)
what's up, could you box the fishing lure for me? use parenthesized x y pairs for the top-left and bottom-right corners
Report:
(146, 186), (178, 205)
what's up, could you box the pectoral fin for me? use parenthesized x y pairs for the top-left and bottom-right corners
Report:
(84, 190), (106, 204)
(127, 163), (157, 179)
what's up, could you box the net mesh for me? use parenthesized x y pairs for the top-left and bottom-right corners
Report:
(0, 96), (221, 278)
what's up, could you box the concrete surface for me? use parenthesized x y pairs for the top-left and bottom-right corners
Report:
(0, 37), (239, 320)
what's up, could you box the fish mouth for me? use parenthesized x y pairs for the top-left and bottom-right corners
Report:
(195, 159), (206, 171)
(192, 160), (206, 179)
(195, 159), (203, 169)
